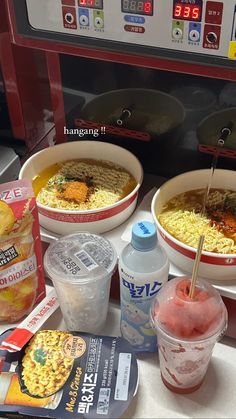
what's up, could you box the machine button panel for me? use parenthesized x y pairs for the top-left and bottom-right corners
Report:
(203, 24), (221, 49)
(172, 21), (184, 41)
(53, 0), (233, 57)
(62, 6), (77, 29)
(79, 8), (89, 26)
(205, 1), (223, 25)
(188, 23), (201, 43)
(93, 10), (104, 29)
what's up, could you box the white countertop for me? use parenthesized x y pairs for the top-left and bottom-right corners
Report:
(1, 175), (236, 419)
(41, 300), (236, 419)
(1, 286), (235, 419)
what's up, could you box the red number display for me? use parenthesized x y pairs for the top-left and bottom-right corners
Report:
(192, 6), (200, 19)
(183, 6), (191, 18)
(174, 3), (201, 21)
(79, 0), (103, 7)
(174, 4), (182, 17)
(122, 0), (153, 15)
(144, 1), (152, 13)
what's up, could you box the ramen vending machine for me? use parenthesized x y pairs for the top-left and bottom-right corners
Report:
(5, 0), (236, 337)
(0, 0), (54, 165)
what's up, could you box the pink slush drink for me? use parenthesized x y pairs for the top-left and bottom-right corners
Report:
(150, 276), (228, 394)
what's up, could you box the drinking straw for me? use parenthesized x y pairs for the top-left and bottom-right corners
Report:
(189, 123), (233, 298)
(189, 234), (205, 299)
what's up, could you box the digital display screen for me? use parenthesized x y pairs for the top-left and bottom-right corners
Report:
(78, 0), (103, 9)
(173, 2), (202, 21)
(121, 0), (153, 16)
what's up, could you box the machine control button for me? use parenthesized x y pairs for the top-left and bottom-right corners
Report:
(79, 7), (89, 27)
(79, 14), (89, 26)
(62, 6), (77, 29)
(93, 10), (104, 29)
(172, 27), (183, 40)
(94, 16), (104, 28)
(189, 29), (200, 42)
(124, 15), (145, 24)
(206, 31), (217, 43)
(203, 24), (221, 49)
(188, 22), (201, 43)
(172, 20), (184, 41)
(205, 1), (224, 25)
(65, 13), (74, 24)
(124, 25), (145, 33)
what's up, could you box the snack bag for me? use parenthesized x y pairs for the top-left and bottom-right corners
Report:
(0, 179), (45, 323)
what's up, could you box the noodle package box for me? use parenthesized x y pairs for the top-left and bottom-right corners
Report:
(0, 329), (139, 419)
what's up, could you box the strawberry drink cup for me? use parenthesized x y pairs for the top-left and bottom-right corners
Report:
(150, 276), (228, 394)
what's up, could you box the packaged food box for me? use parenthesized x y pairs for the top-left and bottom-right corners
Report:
(0, 179), (46, 323)
(0, 329), (138, 419)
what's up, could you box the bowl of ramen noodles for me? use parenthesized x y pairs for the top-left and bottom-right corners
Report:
(151, 169), (236, 280)
(19, 141), (143, 235)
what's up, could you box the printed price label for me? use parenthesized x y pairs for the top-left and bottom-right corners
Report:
(114, 353), (132, 401)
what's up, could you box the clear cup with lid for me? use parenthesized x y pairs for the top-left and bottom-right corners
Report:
(44, 233), (117, 333)
(150, 276), (228, 393)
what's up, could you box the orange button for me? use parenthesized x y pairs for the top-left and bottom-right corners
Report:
(124, 25), (145, 33)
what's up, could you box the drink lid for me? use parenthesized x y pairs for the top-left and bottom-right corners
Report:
(150, 276), (228, 342)
(44, 233), (117, 284)
(131, 221), (157, 251)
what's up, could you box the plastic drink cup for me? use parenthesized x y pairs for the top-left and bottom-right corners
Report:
(44, 233), (117, 333)
(150, 276), (228, 394)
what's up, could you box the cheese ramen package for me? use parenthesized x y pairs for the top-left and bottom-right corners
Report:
(0, 179), (45, 323)
(0, 330), (139, 419)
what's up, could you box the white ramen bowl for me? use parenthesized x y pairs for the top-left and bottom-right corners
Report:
(19, 141), (143, 235)
(151, 169), (236, 281)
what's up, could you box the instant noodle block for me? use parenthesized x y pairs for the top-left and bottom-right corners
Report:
(151, 169), (236, 280)
(19, 141), (143, 235)
(0, 180), (45, 322)
(0, 330), (139, 419)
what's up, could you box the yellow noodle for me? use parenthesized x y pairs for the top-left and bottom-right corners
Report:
(158, 189), (236, 254)
(36, 159), (137, 210)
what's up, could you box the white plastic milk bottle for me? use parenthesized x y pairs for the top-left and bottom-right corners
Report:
(119, 220), (169, 352)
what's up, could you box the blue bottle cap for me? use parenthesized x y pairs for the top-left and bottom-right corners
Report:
(131, 221), (157, 251)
